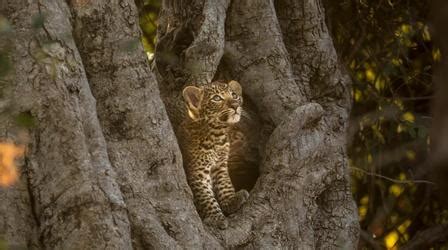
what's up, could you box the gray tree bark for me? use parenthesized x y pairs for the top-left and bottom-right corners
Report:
(0, 0), (359, 249)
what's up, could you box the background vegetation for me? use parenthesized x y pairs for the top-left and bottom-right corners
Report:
(326, 1), (448, 248)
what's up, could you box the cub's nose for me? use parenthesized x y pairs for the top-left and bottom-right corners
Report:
(229, 101), (239, 110)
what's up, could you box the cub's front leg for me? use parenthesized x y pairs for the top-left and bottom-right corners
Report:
(212, 161), (249, 215)
(187, 158), (228, 229)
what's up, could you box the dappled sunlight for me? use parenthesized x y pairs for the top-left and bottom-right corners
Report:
(0, 142), (25, 187)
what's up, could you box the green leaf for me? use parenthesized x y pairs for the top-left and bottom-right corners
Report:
(418, 126), (428, 139)
(409, 127), (417, 138)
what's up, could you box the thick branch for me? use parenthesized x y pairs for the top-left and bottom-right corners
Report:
(2, 0), (132, 248)
(274, 1), (359, 248)
(0, 4), (39, 249)
(67, 0), (219, 248)
(224, 0), (305, 124)
(214, 103), (328, 248)
(154, 0), (359, 248)
(430, 0), (448, 206)
(155, 0), (230, 129)
(156, 0), (230, 85)
(401, 224), (448, 250)
(275, 0), (351, 109)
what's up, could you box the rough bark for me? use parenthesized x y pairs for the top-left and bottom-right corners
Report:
(1, 0), (359, 249)
(1, 1), (131, 248)
(66, 0), (218, 248)
(156, 0), (359, 248)
(275, 1), (359, 248)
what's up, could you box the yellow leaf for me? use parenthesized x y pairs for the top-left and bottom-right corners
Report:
(433, 48), (442, 62)
(356, 71), (364, 80)
(366, 68), (376, 82)
(406, 150), (416, 161)
(402, 112), (415, 123)
(397, 124), (403, 133)
(384, 231), (399, 249)
(398, 173), (406, 181)
(360, 196), (369, 205)
(392, 58), (402, 66)
(375, 77), (385, 91)
(367, 154), (373, 164)
(389, 184), (404, 196)
(401, 24), (412, 34)
(422, 25), (431, 41)
(354, 89), (362, 102)
(394, 99), (404, 110)
(398, 220), (411, 234)
(358, 206), (367, 220)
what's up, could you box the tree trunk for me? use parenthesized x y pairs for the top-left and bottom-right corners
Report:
(0, 0), (359, 249)
(430, 0), (448, 207)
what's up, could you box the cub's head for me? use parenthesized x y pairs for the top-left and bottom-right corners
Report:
(182, 80), (243, 124)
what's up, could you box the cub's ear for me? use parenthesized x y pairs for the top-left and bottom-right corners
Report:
(182, 86), (203, 120)
(229, 80), (242, 95)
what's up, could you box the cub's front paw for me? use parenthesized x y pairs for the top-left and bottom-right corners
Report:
(222, 189), (249, 215)
(203, 214), (228, 229)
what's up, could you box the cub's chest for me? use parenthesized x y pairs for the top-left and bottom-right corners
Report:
(195, 133), (229, 153)
(206, 131), (228, 147)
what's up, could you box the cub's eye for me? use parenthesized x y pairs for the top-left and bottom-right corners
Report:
(231, 92), (238, 99)
(212, 95), (223, 101)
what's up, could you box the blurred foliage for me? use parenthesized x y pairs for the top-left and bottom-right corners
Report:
(327, 0), (448, 248)
(138, 0), (161, 55)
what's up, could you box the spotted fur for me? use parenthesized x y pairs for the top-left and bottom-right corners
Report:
(178, 80), (249, 229)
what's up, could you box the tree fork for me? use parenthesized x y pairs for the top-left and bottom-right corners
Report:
(0, 0), (359, 248)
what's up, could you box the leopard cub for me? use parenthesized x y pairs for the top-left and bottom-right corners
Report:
(178, 80), (249, 229)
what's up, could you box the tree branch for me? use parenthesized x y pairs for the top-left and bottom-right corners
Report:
(401, 224), (448, 250)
